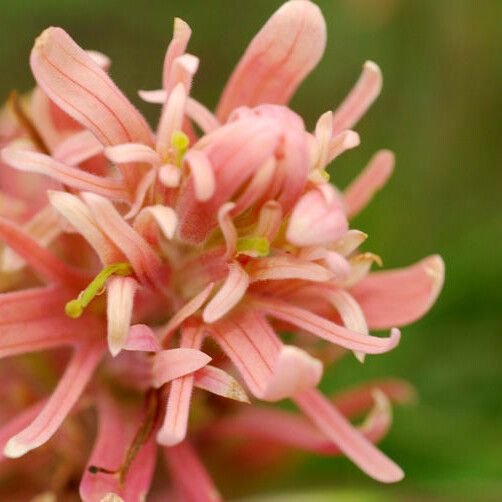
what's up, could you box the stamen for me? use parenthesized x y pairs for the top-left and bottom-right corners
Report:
(88, 389), (159, 487)
(65, 262), (133, 318)
(8, 90), (50, 154)
(171, 130), (189, 167)
(236, 236), (270, 258)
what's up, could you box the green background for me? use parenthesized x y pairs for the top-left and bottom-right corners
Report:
(0, 0), (501, 500)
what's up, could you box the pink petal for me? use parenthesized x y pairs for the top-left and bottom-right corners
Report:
(164, 441), (222, 502)
(30, 27), (153, 147)
(252, 200), (282, 241)
(86, 50), (111, 71)
(327, 130), (361, 164)
(133, 205), (178, 241)
(217, 202), (237, 260)
(80, 393), (156, 502)
(332, 61), (383, 135)
(341, 252), (383, 288)
(287, 184), (348, 247)
(0, 216), (88, 287)
(217, 0), (326, 120)
(294, 388), (403, 483)
(82, 192), (165, 288)
(351, 255), (445, 329)
(161, 283), (214, 340)
(162, 18), (192, 92)
(124, 324), (161, 352)
(186, 97), (220, 134)
(48, 190), (123, 265)
(106, 276), (138, 357)
(138, 89), (167, 104)
(1, 147), (129, 201)
(53, 130), (104, 166)
(152, 348), (211, 388)
(184, 150), (216, 202)
(298, 248), (351, 283)
(158, 163), (181, 188)
(157, 323), (203, 446)
(4, 341), (103, 458)
(262, 345), (323, 401)
(332, 229), (368, 256)
(203, 261), (249, 324)
(252, 296), (401, 355)
(123, 168), (158, 220)
(210, 311), (281, 398)
(193, 365), (249, 403)
(344, 149), (395, 218)
(104, 143), (160, 166)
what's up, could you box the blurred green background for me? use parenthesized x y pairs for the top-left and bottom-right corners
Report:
(0, 0), (500, 500)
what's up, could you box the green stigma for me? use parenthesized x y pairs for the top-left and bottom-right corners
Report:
(171, 131), (190, 167)
(236, 236), (270, 258)
(65, 262), (133, 319)
(320, 169), (330, 181)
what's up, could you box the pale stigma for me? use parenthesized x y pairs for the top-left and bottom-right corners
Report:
(236, 236), (270, 258)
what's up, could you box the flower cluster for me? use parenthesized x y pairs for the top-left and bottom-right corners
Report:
(0, 1), (444, 500)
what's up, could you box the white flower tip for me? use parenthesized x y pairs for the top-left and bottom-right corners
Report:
(3, 437), (29, 459)
(173, 17), (191, 37)
(107, 338), (124, 358)
(424, 254), (445, 302)
(156, 427), (185, 447)
(364, 60), (382, 81)
(100, 493), (125, 502)
(344, 130), (361, 148)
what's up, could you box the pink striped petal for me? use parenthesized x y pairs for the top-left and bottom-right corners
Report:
(48, 190), (123, 265)
(248, 254), (333, 283)
(104, 143), (160, 166)
(345, 150), (395, 218)
(30, 27), (153, 147)
(162, 18), (192, 92)
(53, 130), (104, 166)
(186, 97), (220, 134)
(332, 61), (383, 135)
(0, 216), (88, 287)
(80, 394), (156, 502)
(262, 345), (323, 401)
(1, 147), (129, 201)
(203, 262), (249, 324)
(161, 283), (214, 340)
(351, 255), (445, 329)
(157, 324), (203, 446)
(294, 388), (403, 483)
(164, 441), (222, 502)
(4, 341), (103, 458)
(152, 348), (211, 388)
(287, 184), (348, 247)
(217, 0), (326, 120)
(184, 150), (216, 202)
(210, 311), (281, 398)
(193, 365), (249, 403)
(82, 192), (165, 288)
(106, 276), (138, 357)
(124, 324), (161, 352)
(252, 296), (401, 355)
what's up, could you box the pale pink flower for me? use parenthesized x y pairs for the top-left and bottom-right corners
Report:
(0, 1), (444, 499)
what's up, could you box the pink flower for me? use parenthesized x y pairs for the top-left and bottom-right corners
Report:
(0, 1), (444, 499)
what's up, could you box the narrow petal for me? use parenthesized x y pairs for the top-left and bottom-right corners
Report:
(287, 184), (348, 247)
(193, 365), (249, 403)
(138, 89), (167, 104)
(186, 97), (220, 134)
(0, 216), (88, 287)
(4, 342), (103, 458)
(157, 323), (203, 446)
(217, 0), (326, 120)
(158, 163), (181, 188)
(123, 168), (157, 220)
(106, 276), (138, 356)
(152, 348), (211, 388)
(248, 254), (333, 283)
(327, 130), (360, 164)
(133, 205), (178, 241)
(344, 150), (395, 218)
(252, 200), (282, 241)
(294, 388), (403, 483)
(351, 255), (445, 329)
(252, 296), (401, 355)
(218, 202), (237, 260)
(203, 261), (249, 324)
(48, 190), (123, 265)
(124, 324), (161, 352)
(2, 147), (129, 201)
(184, 150), (216, 202)
(298, 248), (351, 283)
(262, 346), (323, 401)
(53, 130), (104, 166)
(104, 143), (160, 166)
(82, 192), (165, 288)
(332, 229), (368, 256)
(162, 18), (192, 92)
(332, 61), (383, 135)
(86, 50), (111, 71)
(164, 441), (222, 502)
(161, 283), (214, 340)
(30, 27), (153, 146)
(80, 394), (156, 502)
(313, 110), (333, 170)
(340, 252), (383, 288)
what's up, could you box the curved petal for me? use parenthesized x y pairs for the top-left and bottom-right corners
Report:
(217, 0), (326, 120)
(193, 365), (249, 403)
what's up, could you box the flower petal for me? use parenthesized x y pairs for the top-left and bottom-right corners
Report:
(53, 130), (104, 166)
(124, 324), (161, 352)
(184, 150), (216, 202)
(193, 365), (250, 403)
(217, 0), (326, 120)
(104, 143), (160, 166)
